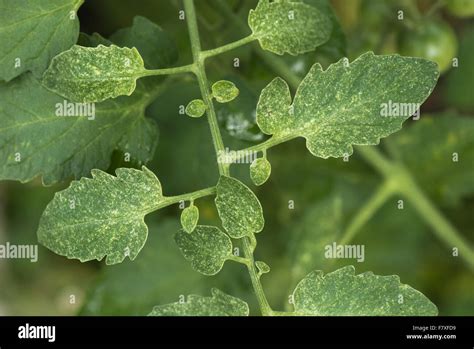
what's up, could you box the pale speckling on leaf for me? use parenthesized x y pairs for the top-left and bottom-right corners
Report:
(292, 266), (438, 316)
(149, 288), (249, 316)
(180, 204), (199, 233)
(42, 44), (147, 103)
(0, 0), (84, 81)
(215, 176), (265, 239)
(256, 52), (439, 158)
(256, 261), (270, 274)
(37, 167), (163, 265)
(212, 80), (240, 103)
(250, 157), (272, 186)
(174, 225), (232, 275)
(185, 99), (207, 117)
(248, 0), (332, 55)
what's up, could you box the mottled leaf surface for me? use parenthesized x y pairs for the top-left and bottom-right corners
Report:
(248, 0), (332, 55)
(250, 157), (272, 186)
(42, 45), (146, 103)
(180, 204), (199, 233)
(256, 53), (439, 158)
(212, 80), (239, 103)
(185, 99), (206, 118)
(109, 16), (178, 70)
(0, 20), (178, 183)
(175, 225), (232, 275)
(38, 167), (163, 265)
(0, 0), (83, 81)
(293, 266), (438, 315)
(149, 288), (249, 316)
(215, 176), (264, 238)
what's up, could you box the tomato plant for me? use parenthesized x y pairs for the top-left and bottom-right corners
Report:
(0, 0), (473, 320)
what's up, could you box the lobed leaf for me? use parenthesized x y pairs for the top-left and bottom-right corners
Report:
(37, 167), (163, 265)
(0, 0), (83, 81)
(42, 44), (146, 103)
(215, 176), (265, 239)
(0, 74), (157, 184)
(248, 0), (332, 55)
(174, 225), (232, 275)
(293, 266), (438, 316)
(149, 288), (249, 316)
(256, 52), (439, 158)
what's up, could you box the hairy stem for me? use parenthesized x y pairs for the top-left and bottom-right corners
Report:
(242, 237), (273, 316)
(184, 0), (229, 176)
(201, 35), (256, 59)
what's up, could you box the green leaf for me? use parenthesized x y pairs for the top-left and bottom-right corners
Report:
(386, 113), (474, 207)
(149, 288), (249, 316)
(185, 99), (207, 118)
(248, 0), (332, 55)
(256, 261), (270, 274)
(80, 219), (211, 315)
(109, 16), (178, 70)
(0, 0), (83, 82)
(257, 52), (439, 158)
(305, 0), (347, 60)
(101, 17), (180, 164)
(250, 157), (272, 186)
(212, 80), (240, 103)
(42, 44), (146, 103)
(0, 73), (157, 184)
(215, 176), (265, 239)
(292, 266), (438, 315)
(174, 225), (232, 275)
(181, 204), (199, 233)
(37, 167), (163, 265)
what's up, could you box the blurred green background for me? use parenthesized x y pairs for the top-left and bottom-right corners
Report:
(0, 0), (473, 316)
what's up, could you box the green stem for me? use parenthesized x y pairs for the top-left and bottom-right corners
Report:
(228, 134), (295, 165)
(218, 0), (474, 271)
(338, 180), (397, 246)
(201, 35), (256, 59)
(141, 64), (196, 77)
(358, 146), (474, 271)
(228, 255), (251, 266)
(147, 186), (216, 214)
(184, 0), (229, 176)
(242, 237), (273, 316)
(399, 171), (474, 271)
